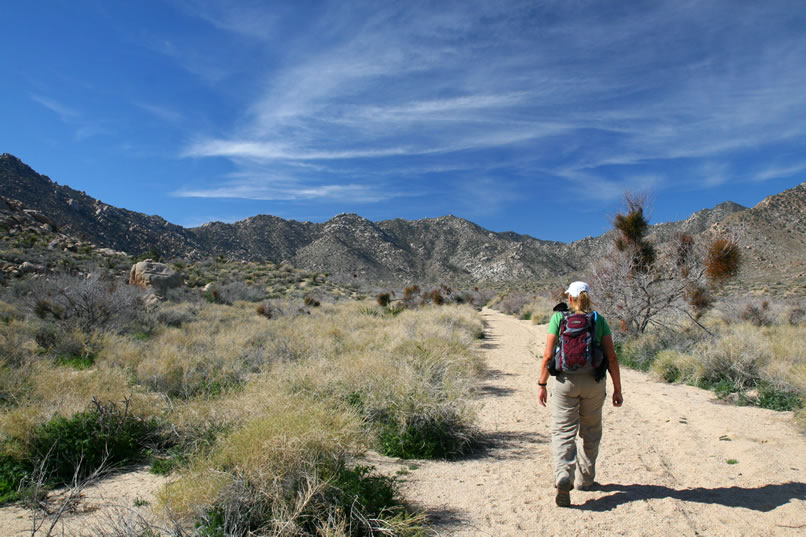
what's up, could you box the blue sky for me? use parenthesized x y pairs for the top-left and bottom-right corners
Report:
(2, 1), (805, 243)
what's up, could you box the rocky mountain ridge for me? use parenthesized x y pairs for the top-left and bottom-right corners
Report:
(2, 153), (804, 290)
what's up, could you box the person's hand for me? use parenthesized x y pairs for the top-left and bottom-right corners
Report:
(538, 385), (548, 407)
(612, 390), (623, 407)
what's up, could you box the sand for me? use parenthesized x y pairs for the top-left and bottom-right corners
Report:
(395, 308), (806, 536)
(3, 307), (805, 536)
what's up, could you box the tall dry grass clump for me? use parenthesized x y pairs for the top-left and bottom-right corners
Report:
(650, 320), (805, 413)
(520, 295), (556, 324)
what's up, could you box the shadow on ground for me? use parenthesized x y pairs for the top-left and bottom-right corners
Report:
(578, 482), (806, 512)
(465, 430), (549, 461)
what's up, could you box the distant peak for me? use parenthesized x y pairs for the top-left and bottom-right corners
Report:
(1, 153), (23, 163)
(714, 200), (747, 210)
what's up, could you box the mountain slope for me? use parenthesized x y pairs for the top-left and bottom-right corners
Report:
(0, 153), (203, 258)
(710, 183), (806, 292)
(2, 153), (803, 289)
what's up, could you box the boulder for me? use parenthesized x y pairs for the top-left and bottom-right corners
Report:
(23, 209), (55, 227)
(19, 261), (44, 274)
(129, 259), (183, 295)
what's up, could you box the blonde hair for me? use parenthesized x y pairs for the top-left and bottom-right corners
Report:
(570, 291), (593, 313)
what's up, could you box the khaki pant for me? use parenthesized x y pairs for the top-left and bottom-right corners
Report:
(550, 373), (607, 488)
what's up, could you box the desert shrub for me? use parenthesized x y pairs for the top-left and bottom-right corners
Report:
(0, 397), (164, 503)
(384, 303), (406, 317)
(160, 396), (406, 535)
(705, 237), (742, 282)
(202, 287), (224, 304)
(714, 297), (793, 326)
(402, 285), (421, 307)
(695, 324), (768, 390)
(740, 303), (773, 327)
(491, 292), (531, 316)
(378, 411), (474, 459)
(250, 303), (483, 462)
(519, 295), (555, 325)
(376, 292), (391, 307)
(0, 454), (31, 504)
(651, 350), (704, 384)
(789, 307), (806, 326)
(154, 302), (200, 328)
(590, 195), (741, 335)
(650, 322), (806, 413)
(164, 285), (204, 303)
(0, 362), (32, 408)
(187, 460), (421, 537)
(429, 289), (444, 306)
(618, 329), (680, 371)
(217, 281), (266, 304)
(752, 381), (802, 412)
(0, 300), (24, 324)
(26, 271), (146, 333)
(29, 398), (162, 484)
(0, 318), (37, 368)
(256, 299), (306, 320)
(34, 323), (101, 367)
(116, 306), (288, 399)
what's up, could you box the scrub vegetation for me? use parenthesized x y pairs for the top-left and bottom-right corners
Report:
(0, 257), (484, 536)
(591, 195), (805, 427)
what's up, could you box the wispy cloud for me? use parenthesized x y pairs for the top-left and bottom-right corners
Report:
(173, 0), (280, 41)
(31, 95), (79, 122)
(31, 94), (109, 141)
(174, 0), (806, 214)
(755, 161), (806, 182)
(173, 172), (393, 203)
(136, 102), (183, 123)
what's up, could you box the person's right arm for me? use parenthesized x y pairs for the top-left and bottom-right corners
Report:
(601, 334), (623, 407)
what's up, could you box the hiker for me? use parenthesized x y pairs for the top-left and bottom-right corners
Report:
(538, 281), (623, 507)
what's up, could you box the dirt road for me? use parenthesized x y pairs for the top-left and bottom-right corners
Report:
(399, 308), (806, 537)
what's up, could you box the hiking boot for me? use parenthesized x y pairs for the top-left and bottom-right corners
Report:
(555, 488), (571, 507)
(555, 477), (572, 507)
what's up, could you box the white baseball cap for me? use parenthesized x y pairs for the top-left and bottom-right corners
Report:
(565, 281), (590, 298)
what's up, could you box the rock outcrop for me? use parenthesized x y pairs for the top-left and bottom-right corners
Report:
(129, 260), (184, 295)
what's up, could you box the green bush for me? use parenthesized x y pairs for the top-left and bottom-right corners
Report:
(754, 381), (802, 412)
(378, 413), (475, 459)
(650, 350), (703, 384)
(321, 461), (403, 529)
(0, 454), (32, 504)
(193, 460), (412, 537)
(30, 398), (162, 484)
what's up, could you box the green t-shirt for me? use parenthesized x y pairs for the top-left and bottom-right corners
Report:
(548, 311), (611, 346)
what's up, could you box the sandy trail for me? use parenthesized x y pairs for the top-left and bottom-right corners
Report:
(399, 308), (806, 537)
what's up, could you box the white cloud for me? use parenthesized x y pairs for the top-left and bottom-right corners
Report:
(176, 1), (806, 205)
(136, 102), (183, 123)
(173, 174), (390, 203)
(31, 95), (79, 121)
(755, 161), (806, 182)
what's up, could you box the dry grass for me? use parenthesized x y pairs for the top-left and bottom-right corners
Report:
(0, 279), (482, 534)
(650, 321), (806, 415)
(521, 296), (556, 325)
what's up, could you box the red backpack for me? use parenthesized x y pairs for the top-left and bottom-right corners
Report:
(552, 311), (605, 373)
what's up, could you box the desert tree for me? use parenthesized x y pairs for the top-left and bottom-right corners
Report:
(589, 194), (741, 335)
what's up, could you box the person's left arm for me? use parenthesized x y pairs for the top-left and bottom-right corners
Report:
(601, 334), (623, 407)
